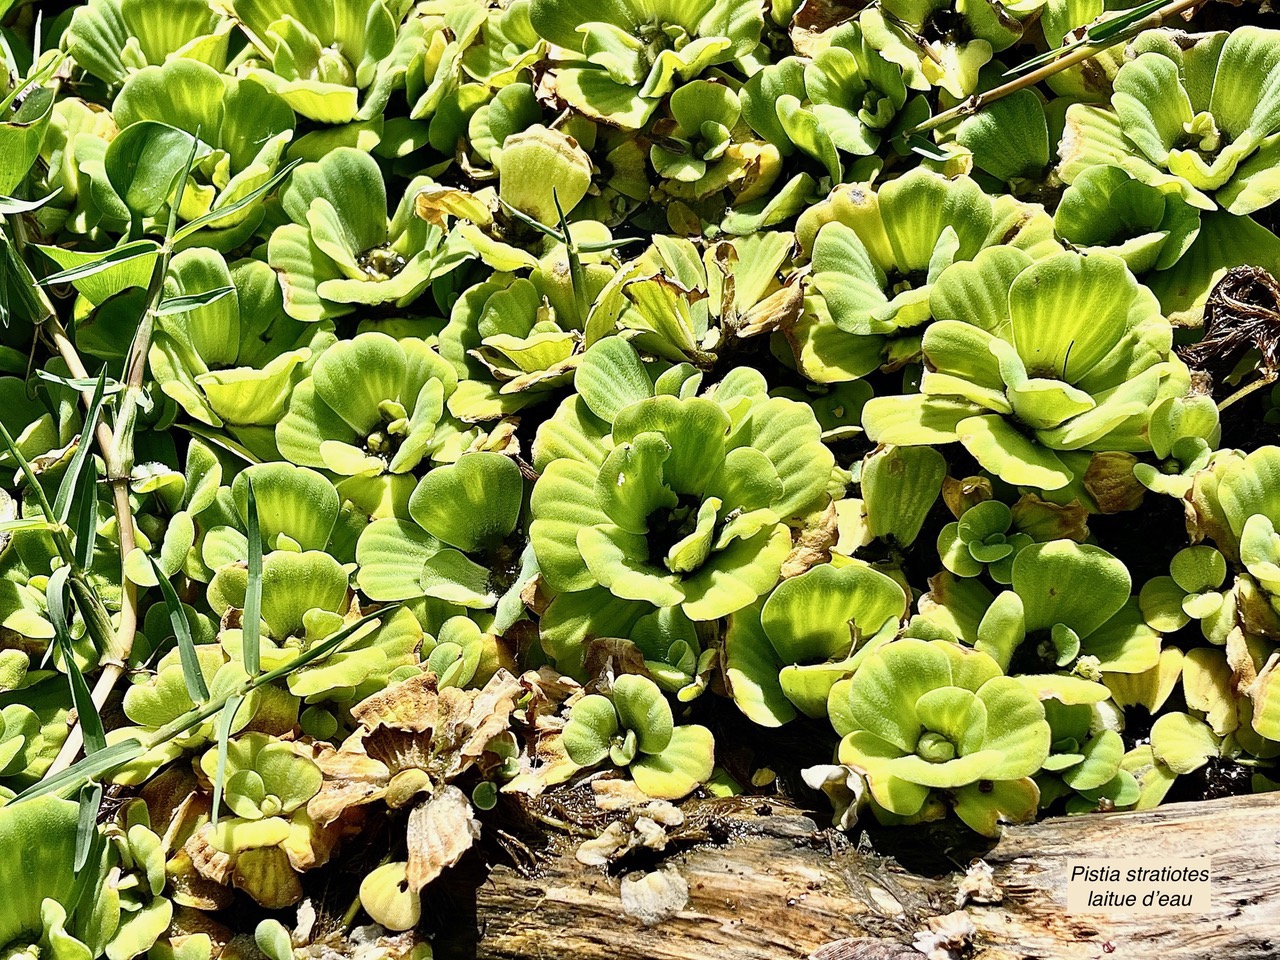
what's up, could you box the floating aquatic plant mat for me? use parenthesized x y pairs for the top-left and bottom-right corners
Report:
(0, 0), (1278, 957)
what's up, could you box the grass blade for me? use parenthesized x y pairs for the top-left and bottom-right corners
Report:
(71, 455), (98, 571)
(32, 369), (124, 393)
(210, 693), (243, 827)
(147, 556), (210, 703)
(54, 368), (108, 523)
(67, 781), (106, 919)
(165, 126), (203, 242)
(46, 566), (106, 754)
(173, 159), (301, 242)
(0, 416), (58, 524)
(243, 476), (262, 678)
(11, 738), (144, 802)
(0, 188), (61, 214)
(73, 781), (102, 870)
(39, 239), (160, 286)
(154, 286), (235, 316)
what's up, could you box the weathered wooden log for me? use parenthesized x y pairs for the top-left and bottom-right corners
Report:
(429, 793), (1280, 960)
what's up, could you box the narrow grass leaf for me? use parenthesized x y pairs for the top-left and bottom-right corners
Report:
(46, 566), (106, 754)
(173, 159), (302, 241)
(54, 368), (108, 522)
(0, 188), (60, 214)
(71, 455), (98, 571)
(73, 781), (102, 870)
(39, 240), (160, 286)
(0, 417), (58, 523)
(33, 369), (124, 393)
(243, 477), (262, 677)
(155, 286), (235, 316)
(210, 693), (243, 827)
(11, 738), (144, 802)
(165, 126), (203, 242)
(147, 555), (210, 703)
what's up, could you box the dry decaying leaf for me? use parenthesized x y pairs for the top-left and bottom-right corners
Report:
(310, 669), (522, 826)
(1180, 265), (1280, 378)
(406, 784), (482, 892)
(304, 670), (523, 890)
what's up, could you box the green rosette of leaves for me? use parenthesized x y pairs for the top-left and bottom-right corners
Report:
(275, 331), (482, 498)
(862, 249), (1190, 491)
(529, 340), (835, 666)
(195, 733), (328, 908)
(794, 169), (1059, 381)
(937, 499), (1034, 584)
(1059, 27), (1280, 216)
(1054, 166), (1201, 275)
(724, 559), (908, 726)
(741, 22), (915, 183)
(528, 0), (765, 129)
(208, 549), (422, 705)
(149, 251), (335, 430)
(1139, 546), (1233, 644)
(268, 147), (467, 321)
(1037, 700), (1136, 813)
(562, 673), (714, 799)
(66, 0), (234, 88)
(437, 238), (616, 422)
(111, 60), (295, 249)
(975, 540), (1159, 678)
(828, 638), (1051, 836)
(199, 462), (366, 576)
(356, 452), (533, 633)
(229, 0), (411, 125)
(859, 0), (1040, 99)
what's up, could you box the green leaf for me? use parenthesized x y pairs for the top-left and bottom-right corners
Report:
(104, 120), (209, 223)
(612, 674), (674, 755)
(210, 694), (243, 828)
(148, 556), (211, 704)
(54, 370), (109, 524)
(243, 477), (262, 679)
(11, 739), (146, 803)
(154, 286), (235, 316)
(47, 567), (106, 755)
(174, 159), (302, 242)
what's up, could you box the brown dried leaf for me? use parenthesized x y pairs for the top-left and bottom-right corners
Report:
(582, 637), (650, 687)
(309, 741), (393, 826)
(405, 785), (481, 892)
(185, 824), (235, 886)
(780, 500), (839, 579)
(942, 476), (993, 519)
(520, 573), (551, 616)
(1010, 494), (1090, 543)
(1084, 452), (1145, 514)
(351, 672), (441, 734)
(736, 279), (804, 339)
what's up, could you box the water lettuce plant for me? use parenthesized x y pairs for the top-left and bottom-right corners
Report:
(862, 249), (1191, 490)
(828, 638), (1051, 836)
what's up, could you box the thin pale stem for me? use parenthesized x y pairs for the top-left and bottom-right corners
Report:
(905, 0), (1205, 137)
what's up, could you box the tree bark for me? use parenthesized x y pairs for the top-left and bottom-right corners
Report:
(432, 793), (1280, 960)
